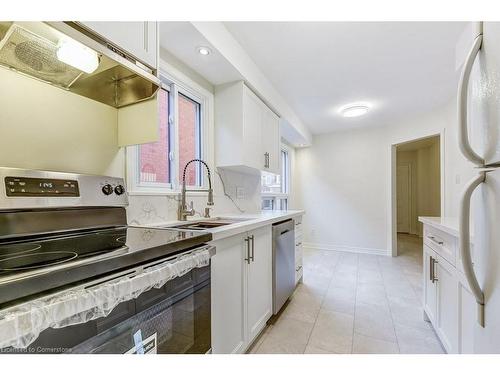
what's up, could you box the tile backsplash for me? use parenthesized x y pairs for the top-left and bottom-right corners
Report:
(126, 168), (262, 225)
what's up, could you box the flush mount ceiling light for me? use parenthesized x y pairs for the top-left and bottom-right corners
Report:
(197, 46), (211, 56)
(339, 103), (371, 118)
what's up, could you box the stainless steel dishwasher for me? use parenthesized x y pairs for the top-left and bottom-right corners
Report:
(272, 219), (295, 314)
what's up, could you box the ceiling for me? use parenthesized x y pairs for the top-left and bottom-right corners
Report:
(159, 22), (242, 85)
(224, 22), (468, 134)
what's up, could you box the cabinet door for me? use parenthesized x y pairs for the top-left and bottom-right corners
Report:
(80, 22), (158, 69)
(423, 245), (437, 324)
(435, 255), (459, 353)
(210, 234), (247, 354)
(242, 86), (264, 170)
(262, 106), (281, 174)
(246, 226), (273, 345)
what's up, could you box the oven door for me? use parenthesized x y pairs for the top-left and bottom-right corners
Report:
(0, 246), (214, 354)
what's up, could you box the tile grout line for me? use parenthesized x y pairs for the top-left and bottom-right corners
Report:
(378, 254), (401, 353)
(303, 251), (341, 353)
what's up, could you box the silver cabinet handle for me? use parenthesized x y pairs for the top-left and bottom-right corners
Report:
(244, 236), (251, 264)
(249, 235), (255, 262)
(457, 28), (484, 166)
(432, 257), (438, 283)
(429, 255), (434, 282)
(427, 236), (444, 246)
(459, 172), (486, 326)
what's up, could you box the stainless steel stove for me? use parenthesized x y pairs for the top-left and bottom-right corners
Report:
(0, 168), (214, 354)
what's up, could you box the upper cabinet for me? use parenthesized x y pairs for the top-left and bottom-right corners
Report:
(79, 22), (158, 71)
(215, 81), (281, 175)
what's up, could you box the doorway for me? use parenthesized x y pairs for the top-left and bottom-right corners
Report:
(393, 135), (441, 257)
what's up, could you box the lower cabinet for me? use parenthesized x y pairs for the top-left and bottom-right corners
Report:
(211, 225), (272, 354)
(434, 252), (458, 353)
(423, 244), (459, 353)
(423, 245), (437, 324)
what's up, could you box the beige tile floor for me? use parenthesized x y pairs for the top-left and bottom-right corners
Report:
(249, 234), (445, 354)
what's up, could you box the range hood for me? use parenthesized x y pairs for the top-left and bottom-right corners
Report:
(0, 21), (160, 108)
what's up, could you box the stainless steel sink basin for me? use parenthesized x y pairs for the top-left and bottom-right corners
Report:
(168, 218), (250, 231)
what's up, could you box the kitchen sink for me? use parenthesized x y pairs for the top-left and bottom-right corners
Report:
(169, 218), (250, 231)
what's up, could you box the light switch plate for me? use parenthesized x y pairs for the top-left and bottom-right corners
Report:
(236, 187), (245, 199)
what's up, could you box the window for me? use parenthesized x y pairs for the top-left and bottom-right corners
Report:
(261, 148), (290, 211)
(128, 72), (209, 193)
(138, 88), (172, 186)
(178, 93), (202, 187)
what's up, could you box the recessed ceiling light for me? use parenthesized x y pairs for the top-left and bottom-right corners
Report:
(197, 46), (211, 56)
(339, 103), (371, 118)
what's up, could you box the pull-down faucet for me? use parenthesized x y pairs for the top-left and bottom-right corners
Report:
(178, 159), (214, 221)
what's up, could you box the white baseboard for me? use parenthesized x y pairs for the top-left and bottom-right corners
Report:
(303, 242), (390, 256)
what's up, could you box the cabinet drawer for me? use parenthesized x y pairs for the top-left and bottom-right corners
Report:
(424, 226), (456, 266)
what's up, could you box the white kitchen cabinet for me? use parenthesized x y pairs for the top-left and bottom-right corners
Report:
(434, 253), (459, 353)
(423, 245), (437, 324)
(242, 87), (264, 171)
(215, 81), (281, 175)
(79, 22), (158, 70)
(210, 233), (247, 354)
(246, 225), (273, 343)
(262, 105), (281, 174)
(294, 216), (304, 284)
(211, 225), (272, 353)
(421, 219), (477, 354)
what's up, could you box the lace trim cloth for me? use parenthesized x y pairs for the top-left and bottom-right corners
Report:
(0, 248), (211, 349)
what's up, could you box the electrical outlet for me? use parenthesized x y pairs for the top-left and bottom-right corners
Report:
(236, 187), (245, 199)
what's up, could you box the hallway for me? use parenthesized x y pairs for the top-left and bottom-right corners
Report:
(250, 234), (444, 354)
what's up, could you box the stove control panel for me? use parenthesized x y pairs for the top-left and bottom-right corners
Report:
(0, 168), (128, 209)
(5, 177), (80, 197)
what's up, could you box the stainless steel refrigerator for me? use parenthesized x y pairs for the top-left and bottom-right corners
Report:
(458, 21), (500, 353)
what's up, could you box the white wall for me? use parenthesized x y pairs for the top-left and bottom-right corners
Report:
(0, 68), (124, 177)
(293, 100), (475, 255)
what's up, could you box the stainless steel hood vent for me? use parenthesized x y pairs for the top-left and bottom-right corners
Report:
(0, 22), (160, 108)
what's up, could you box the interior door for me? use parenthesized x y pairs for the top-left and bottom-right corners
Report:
(397, 164), (411, 233)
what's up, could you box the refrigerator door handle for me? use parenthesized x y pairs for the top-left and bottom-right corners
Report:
(459, 172), (486, 327)
(457, 32), (485, 166)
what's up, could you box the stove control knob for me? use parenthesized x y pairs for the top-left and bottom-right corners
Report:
(102, 184), (114, 195)
(114, 185), (125, 195)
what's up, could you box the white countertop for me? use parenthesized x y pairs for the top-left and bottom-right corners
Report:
(419, 216), (460, 237)
(138, 210), (305, 241)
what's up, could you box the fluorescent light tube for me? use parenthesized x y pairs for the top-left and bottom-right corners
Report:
(56, 39), (99, 74)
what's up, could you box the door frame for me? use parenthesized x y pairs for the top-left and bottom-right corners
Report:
(389, 129), (445, 257)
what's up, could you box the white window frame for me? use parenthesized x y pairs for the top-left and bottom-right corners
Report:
(262, 143), (291, 210)
(126, 63), (214, 195)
